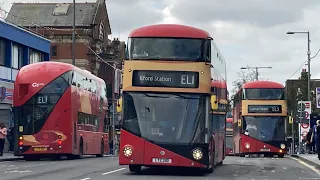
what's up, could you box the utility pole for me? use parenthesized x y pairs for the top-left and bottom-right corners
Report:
(291, 110), (294, 155)
(240, 66), (272, 81)
(286, 31), (311, 103)
(72, 0), (76, 65)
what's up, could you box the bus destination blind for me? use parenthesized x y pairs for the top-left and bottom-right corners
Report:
(248, 105), (282, 113)
(132, 70), (199, 88)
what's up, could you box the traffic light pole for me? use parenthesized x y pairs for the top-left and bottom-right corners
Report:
(291, 110), (294, 155)
(298, 100), (302, 154)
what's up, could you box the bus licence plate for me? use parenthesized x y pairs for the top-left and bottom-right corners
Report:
(33, 147), (48, 151)
(152, 158), (172, 163)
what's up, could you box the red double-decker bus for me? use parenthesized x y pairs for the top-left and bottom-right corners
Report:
(232, 81), (287, 158)
(13, 62), (109, 160)
(210, 80), (228, 162)
(118, 24), (227, 173)
(225, 118), (234, 155)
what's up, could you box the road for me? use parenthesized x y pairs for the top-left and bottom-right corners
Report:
(0, 156), (319, 180)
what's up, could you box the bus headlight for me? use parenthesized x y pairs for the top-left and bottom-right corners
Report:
(280, 144), (285, 149)
(123, 145), (133, 157)
(245, 143), (250, 149)
(192, 148), (203, 160)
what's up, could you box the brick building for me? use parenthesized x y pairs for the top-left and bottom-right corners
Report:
(6, 0), (112, 76)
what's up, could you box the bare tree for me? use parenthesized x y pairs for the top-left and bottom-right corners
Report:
(231, 65), (256, 96)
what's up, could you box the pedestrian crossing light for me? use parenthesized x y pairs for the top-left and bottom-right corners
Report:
(297, 101), (308, 124)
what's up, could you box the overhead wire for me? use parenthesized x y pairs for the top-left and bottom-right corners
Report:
(283, 47), (320, 84)
(0, 7), (122, 72)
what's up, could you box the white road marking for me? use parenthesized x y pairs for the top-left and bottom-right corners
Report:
(80, 178), (91, 180)
(102, 168), (126, 175)
(1, 162), (56, 171)
(5, 170), (32, 173)
(290, 156), (320, 176)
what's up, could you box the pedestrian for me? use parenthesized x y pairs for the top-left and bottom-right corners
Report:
(306, 128), (313, 153)
(312, 120), (320, 159)
(7, 125), (14, 153)
(0, 123), (7, 156)
(311, 121), (319, 153)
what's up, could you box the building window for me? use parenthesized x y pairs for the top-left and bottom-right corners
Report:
(51, 45), (57, 56)
(29, 49), (42, 64)
(99, 20), (105, 40)
(0, 39), (5, 66)
(12, 43), (23, 69)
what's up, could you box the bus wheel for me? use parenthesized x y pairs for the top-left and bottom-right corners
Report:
(77, 139), (84, 159)
(207, 166), (214, 173)
(278, 154), (284, 158)
(96, 140), (104, 157)
(129, 165), (141, 173)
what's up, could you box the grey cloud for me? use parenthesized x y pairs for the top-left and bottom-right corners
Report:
(107, 0), (164, 36)
(168, 0), (320, 28)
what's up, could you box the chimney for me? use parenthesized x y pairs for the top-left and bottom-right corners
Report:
(302, 69), (306, 72)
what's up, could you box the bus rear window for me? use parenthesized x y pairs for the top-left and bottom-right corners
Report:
(15, 71), (72, 135)
(244, 88), (284, 100)
(127, 37), (204, 61)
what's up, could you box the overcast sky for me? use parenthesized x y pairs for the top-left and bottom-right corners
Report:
(2, 0), (320, 95)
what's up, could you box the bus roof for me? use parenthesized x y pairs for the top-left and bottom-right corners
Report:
(20, 61), (105, 83)
(128, 24), (210, 39)
(211, 80), (227, 88)
(242, 81), (284, 89)
(226, 118), (233, 123)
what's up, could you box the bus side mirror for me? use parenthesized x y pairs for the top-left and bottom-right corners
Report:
(211, 95), (218, 110)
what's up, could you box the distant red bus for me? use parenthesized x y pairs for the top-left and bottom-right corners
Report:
(225, 118), (234, 155)
(233, 81), (287, 158)
(13, 62), (110, 160)
(119, 24), (227, 173)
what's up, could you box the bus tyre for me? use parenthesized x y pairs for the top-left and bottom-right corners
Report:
(77, 139), (84, 159)
(129, 165), (141, 173)
(97, 140), (104, 157)
(278, 154), (284, 158)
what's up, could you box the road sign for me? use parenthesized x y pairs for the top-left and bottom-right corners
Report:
(305, 111), (309, 118)
(305, 102), (310, 108)
(301, 123), (309, 128)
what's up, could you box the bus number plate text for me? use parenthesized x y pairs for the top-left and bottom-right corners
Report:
(33, 147), (48, 151)
(152, 158), (172, 163)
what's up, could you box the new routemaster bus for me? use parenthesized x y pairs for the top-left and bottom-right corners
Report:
(226, 117), (234, 155)
(13, 62), (109, 160)
(118, 24), (227, 173)
(232, 81), (287, 158)
(210, 80), (228, 161)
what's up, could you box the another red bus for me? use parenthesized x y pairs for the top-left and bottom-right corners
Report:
(119, 24), (227, 173)
(210, 80), (228, 163)
(232, 81), (287, 158)
(225, 118), (234, 155)
(13, 62), (110, 160)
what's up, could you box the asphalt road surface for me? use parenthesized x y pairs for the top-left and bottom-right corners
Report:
(0, 155), (319, 180)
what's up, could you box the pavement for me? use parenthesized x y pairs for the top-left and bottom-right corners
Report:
(0, 153), (22, 162)
(0, 155), (319, 180)
(292, 153), (320, 170)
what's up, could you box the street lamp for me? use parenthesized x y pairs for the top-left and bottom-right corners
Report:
(240, 66), (272, 81)
(286, 31), (311, 102)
